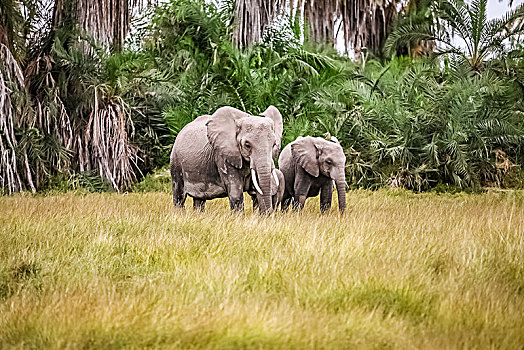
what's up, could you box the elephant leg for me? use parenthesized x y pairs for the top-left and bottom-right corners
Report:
(193, 198), (206, 212)
(280, 187), (292, 211)
(250, 194), (259, 211)
(171, 162), (186, 208)
(293, 195), (307, 210)
(229, 197), (244, 211)
(281, 195), (292, 211)
(228, 183), (244, 211)
(320, 181), (333, 213)
(272, 190), (284, 211)
(219, 170), (244, 211)
(293, 181), (310, 211)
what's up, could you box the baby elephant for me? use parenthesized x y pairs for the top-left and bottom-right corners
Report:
(279, 136), (346, 212)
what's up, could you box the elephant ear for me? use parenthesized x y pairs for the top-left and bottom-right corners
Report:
(260, 106), (283, 149)
(291, 136), (319, 177)
(206, 107), (248, 169)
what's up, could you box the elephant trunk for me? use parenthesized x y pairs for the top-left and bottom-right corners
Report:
(251, 157), (273, 213)
(333, 169), (346, 212)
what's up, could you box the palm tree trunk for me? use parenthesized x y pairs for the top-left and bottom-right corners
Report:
(233, 0), (286, 48)
(288, 0), (401, 58)
(52, 0), (150, 52)
(232, 0), (402, 56)
(303, 0), (337, 44)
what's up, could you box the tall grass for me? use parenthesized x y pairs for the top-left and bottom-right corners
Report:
(1, 190), (523, 348)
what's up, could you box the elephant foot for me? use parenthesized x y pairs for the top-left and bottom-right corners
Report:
(173, 198), (186, 210)
(320, 203), (331, 213)
(281, 197), (292, 211)
(292, 195), (306, 211)
(251, 196), (259, 211)
(229, 198), (244, 211)
(193, 199), (206, 212)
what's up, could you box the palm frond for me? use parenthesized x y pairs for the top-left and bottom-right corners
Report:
(384, 22), (435, 57)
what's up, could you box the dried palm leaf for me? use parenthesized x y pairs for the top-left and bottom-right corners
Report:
(0, 43), (35, 193)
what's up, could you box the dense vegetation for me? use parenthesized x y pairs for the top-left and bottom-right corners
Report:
(1, 0), (524, 194)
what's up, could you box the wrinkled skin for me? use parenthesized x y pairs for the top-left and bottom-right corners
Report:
(248, 168), (285, 211)
(170, 106), (283, 213)
(279, 136), (346, 212)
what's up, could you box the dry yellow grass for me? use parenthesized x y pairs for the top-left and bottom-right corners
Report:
(1, 190), (523, 349)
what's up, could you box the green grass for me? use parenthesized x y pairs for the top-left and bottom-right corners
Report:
(1, 190), (523, 349)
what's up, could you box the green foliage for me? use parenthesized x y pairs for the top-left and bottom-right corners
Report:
(336, 58), (524, 189)
(42, 171), (114, 194)
(130, 168), (171, 193)
(385, 0), (524, 70)
(134, 0), (524, 191)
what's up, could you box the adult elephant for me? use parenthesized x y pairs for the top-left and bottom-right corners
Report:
(279, 136), (346, 212)
(170, 106), (283, 213)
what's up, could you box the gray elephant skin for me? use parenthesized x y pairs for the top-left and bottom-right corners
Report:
(170, 106), (283, 213)
(278, 136), (346, 212)
(248, 168), (285, 211)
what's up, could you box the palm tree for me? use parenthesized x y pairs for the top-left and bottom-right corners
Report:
(0, 1), (37, 193)
(0, 0), (158, 193)
(52, 0), (151, 51)
(385, 0), (524, 71)
(232, 0), (403, 58)
(232, 0), (283, 48)
(333, 0), (399, 59)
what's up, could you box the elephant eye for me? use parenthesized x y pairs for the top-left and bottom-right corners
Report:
(326, 160), (333, 165)
(244, 141), (251, 149)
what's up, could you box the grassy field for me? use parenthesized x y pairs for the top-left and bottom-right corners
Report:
(1, 190), (523, 349)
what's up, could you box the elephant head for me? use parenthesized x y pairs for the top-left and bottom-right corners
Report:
(291, 136), (347, 211)
(206, 106), (283, 213)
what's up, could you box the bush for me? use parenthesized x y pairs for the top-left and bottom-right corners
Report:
(130, 168), (171, 193)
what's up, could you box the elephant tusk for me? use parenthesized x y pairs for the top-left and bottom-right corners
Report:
(251, 169), (263, 195)
(272, 169), (279, 187)
(333, 179), (348, 189)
